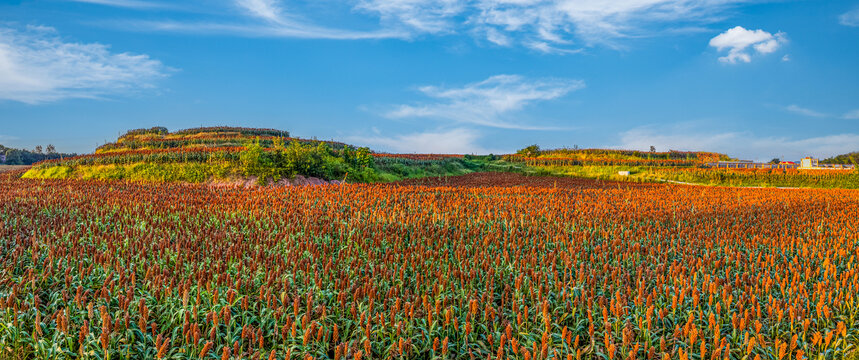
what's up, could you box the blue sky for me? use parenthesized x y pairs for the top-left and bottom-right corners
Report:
(1, 0), (858, 161)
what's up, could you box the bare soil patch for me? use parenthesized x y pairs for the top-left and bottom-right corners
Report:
(207, 175), (343, 188)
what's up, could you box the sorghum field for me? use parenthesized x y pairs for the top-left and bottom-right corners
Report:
(1, 171), (858, 359)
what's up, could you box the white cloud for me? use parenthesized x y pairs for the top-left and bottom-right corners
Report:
(0, 25), (168, 104)
(709, 26), (786, 64)
(843, 109), (859, 120)
(840, 8), (859, 27)
(384, 74), (584, 129)
(483, 27), (512, 46)
(347, 128), (505, 154)
(785, 104), (827, 118)
(618, 125), (859, 161)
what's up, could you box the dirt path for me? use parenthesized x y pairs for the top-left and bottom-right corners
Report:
(393, 172), (656, 189)
(0, 165), (30, 173)
(649, 177), (802, 190)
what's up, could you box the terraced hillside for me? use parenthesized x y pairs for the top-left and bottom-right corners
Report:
(23, 127), (483, 184)
(505, 148), (731, 167)
(94, 126), (336, 153)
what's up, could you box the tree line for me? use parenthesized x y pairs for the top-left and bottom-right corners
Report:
(0, 144), (76, 165)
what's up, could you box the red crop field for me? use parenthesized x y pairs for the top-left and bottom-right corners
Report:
(1, 171), (858, 359)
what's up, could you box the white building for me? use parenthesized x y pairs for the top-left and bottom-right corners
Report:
(800, 157), (818, 169)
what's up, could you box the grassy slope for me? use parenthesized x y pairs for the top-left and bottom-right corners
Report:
(523, 164), (859, 189)
(23, 158), (486, 184)
(649, 168), (859, 189)
(23, 163), (229, 183)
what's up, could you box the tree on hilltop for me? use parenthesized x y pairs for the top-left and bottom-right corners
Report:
(517, 145), (541, 157)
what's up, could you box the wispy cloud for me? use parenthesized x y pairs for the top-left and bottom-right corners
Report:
(358, 0), (755, 50)
(618, 124), (859, 160)
(92, 0), (756, 51)
(235, 0), (284, 23)
(383, 74), (584, 130)
(115, 0), (408, 40)
(709, 26), (786, 64)
(69, 0), (164, 9)
(785, 104), (827, 118)
(124, 20), (407, 40)
(346, 128), (505, 154)
(526, 41), (584, 55)
(355, 0), (464, 34)
(840, 8), (859, 27)
(0, 25), (169, 104)
(844, 109), (859, 120)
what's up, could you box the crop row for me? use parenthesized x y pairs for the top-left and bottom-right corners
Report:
(504, 155), (700, 167)
(34, 147), (247, 168)
(521, 149), (728, 163)
(97, 136), (350, 154)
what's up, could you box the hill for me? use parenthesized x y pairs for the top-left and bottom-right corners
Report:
(822, 151), (859, 165)
(23, 126), (482, 184)
(22, 130), (858, 189)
